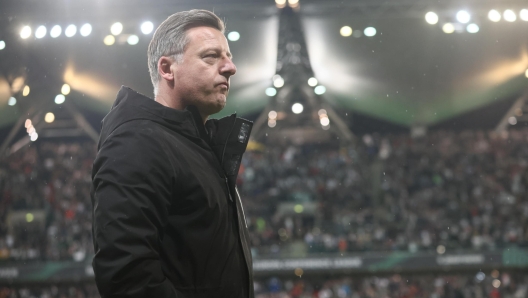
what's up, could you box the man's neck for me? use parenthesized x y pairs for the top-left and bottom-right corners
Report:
(155, 93), (208, 124)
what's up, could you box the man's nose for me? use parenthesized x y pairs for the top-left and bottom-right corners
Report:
(221, 58), (237, 78)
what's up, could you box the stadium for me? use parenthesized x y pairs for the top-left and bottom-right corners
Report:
(1, 0), (528, 297)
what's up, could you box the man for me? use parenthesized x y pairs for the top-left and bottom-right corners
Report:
(91, 10), (254, 298)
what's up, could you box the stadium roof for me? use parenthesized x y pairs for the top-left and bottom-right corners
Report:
(1, 0), (527, 131)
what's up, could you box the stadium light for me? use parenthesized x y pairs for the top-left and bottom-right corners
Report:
(340, 26), (352, 37)
(456, 10), (471, 23)
(466, 24), (479, 33)
(265, 87), (277, 97)
(20, 26), (32, 39)
(227, 31), (240, 41)
(65, 25), (77, 37)
(364, 27), (376, 37)
(268, 119), (276, 128)
(273, 75), (284, 88)
(275, 0), (286, 8)
(30, 133), (38, 142)
(320, 117), (330, 126)
(314, 85), (326, 95)
(111, 22), (123, 35)
(35, 26), (47, 39)
(488, 10), (501, 22)
(50, 25), (62, 38)
(288, 0), (299, 8)
(292, 103), (303, 114)
(442, 23), (455, 34)
(80, 24), (92, 36)
(308, 77), (318, 87)
(8, 97), (17, 106)
(45, 112), (55, 123)
(127, 35), (139, 45)
(141, 21), (154, 34)
(521, 9), (528, 21)
(268, 110), (277, 120)
(104, 35), (115, 46)
(61, 84), (71, 95)
(0, 40), (5, 50)
(504, 10), (516, 22)
(425, 12), (439, 25)
(55, 94), (66, 104)
(23, 85), (30, 96)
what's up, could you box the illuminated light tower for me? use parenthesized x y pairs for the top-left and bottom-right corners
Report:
(250, 5), (354, 143)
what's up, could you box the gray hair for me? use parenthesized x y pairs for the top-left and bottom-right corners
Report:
(147, 10), (225, 95)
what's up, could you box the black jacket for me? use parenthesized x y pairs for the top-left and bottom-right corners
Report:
(91, 86), (254, 298)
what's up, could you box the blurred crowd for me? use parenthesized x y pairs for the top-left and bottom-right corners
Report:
(0, 142), (95, 261)
(241, 129), (528, 256)
(252, 271), (527, 298)
(0, 271), (525, 298)
(1, 129), (528, 261)
(0, 283), (99, 298)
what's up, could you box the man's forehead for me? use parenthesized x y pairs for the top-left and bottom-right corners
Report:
(186, 27), (232, 56)
(187, 27), (227, 45)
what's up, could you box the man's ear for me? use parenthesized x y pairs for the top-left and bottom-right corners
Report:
(158, 56), (174, 81)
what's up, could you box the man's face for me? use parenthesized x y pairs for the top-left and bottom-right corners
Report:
(172, 26), (236, 118)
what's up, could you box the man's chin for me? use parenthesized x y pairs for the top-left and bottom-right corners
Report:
(201, 100), (226, 116)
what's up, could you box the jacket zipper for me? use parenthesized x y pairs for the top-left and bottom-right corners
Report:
(219, 118), (254, 297)
(224, 177), (233, 202)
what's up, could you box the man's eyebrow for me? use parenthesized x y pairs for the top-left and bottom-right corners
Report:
(203, 47), (233, 59)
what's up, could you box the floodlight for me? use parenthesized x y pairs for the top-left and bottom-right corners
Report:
(488, 10), (501, 22)
(80, 24), (92, 36)
(340, 26), (352, 37)
(364, 27), (376, 37)
(50, 25), (62, 38)
(456, 10), (471, 23)
(127, 35), (139, 45)
(292, 103), (303, 114)
(314, 86), (326, 95)
(141, 21), (154, 34)
(265, 87), (277, 97)
(442, 23), (455, 34)
(20, 26), (31, 39)
(228, 31), (240, 41)
(104, 35), (115, 46)
(504, 10), (516, 22)
(8, 97), (17, 106)
(35, 26), (47, 39)
(65, 25), (77, 37)
(308, 77), (318, 87)
(55, 94), (66, 104)
(466, 24), (479, 33)
(425, 12), (439, 25)
(111, 22), (123, 35)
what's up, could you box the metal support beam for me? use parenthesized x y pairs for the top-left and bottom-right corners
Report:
(65, 101), (100, 142)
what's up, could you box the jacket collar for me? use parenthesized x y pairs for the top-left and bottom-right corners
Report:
(105, 86), (253, 182)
